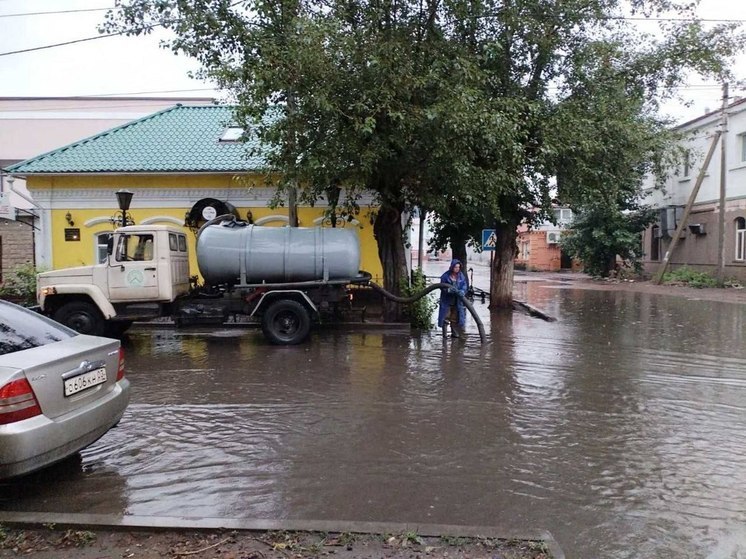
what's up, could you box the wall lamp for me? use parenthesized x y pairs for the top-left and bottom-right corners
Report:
(65, 211), (74, 226)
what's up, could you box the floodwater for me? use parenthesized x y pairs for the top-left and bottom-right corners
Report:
(3, 272), (746, 558)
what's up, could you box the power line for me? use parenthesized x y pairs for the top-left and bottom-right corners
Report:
(607, 16), (746, 23)
(0, 7), (742, 58)
(0, 7), (117, 18)
(0, 31), (133, 56)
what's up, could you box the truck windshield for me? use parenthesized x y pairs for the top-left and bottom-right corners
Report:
(116, 234), (154, 262)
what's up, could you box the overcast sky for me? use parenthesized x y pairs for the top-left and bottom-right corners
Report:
(0, 0), (744, 123)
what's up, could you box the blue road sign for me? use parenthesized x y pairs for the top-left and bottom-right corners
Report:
(482, 229), (497, 251)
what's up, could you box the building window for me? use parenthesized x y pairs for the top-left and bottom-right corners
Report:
(682, 150), (691, 178)
(520, 240), (530, 260)
(553, 208), (574, 226)
(740, 133), (746, 163)
(650, 226), (660, 261)
(219, 126), (244, 142)
(736, 217), (746, 261)
(96, 232), (113, 263)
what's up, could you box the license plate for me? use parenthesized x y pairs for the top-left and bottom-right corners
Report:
(64, 368), (107, 397)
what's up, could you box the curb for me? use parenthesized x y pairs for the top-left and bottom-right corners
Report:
(0, 512), (564, 558)
(130, 321), (411, 331)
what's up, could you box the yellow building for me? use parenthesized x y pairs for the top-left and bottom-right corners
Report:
(6, 105), (383, 281)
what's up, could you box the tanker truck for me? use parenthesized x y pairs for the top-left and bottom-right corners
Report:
(36, 217), (371, 345)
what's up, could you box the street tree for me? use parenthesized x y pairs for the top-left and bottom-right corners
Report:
(104, 0), (744, 314)
(424, 0), (743, 307)
(105, 0), (491, 319)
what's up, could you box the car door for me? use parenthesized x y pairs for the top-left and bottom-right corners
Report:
(107, 232), (160, 301)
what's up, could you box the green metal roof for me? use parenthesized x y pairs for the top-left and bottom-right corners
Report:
(5, 105), (267, 174)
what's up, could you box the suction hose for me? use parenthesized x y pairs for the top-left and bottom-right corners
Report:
(369, 281), (487, 344)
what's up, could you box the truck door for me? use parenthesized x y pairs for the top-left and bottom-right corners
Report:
(107, 233), (160, 301)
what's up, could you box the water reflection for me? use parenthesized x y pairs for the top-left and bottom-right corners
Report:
(1, 284), (745, 558)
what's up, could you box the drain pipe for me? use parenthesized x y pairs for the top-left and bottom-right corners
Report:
(369, 282), (487, 344)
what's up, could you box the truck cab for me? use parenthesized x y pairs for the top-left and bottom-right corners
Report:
(38, 225), (190, 336)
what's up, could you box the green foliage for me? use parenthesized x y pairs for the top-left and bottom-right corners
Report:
(400, 269), (437, 330)
(103, 0), (746, 304)
(663, 266), (717, 288)
(400, 531), (425, 546)
(59, 530), (96, 548)
(560, 203), (657, 277)
(0, 263), (43, 307)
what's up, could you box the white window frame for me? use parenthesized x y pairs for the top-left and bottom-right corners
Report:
(551, 208), (573, 226)
(739, 133), (746, 163)
(219, 126), (244, 142)
(736, 218), (746, 261)
(682, 150), (691, 178)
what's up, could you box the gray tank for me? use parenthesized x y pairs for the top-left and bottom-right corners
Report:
(197, 221), (361, 285)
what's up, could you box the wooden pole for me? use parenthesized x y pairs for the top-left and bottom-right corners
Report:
(716, 83), (729, 285)
(417, 208), (425, 269)
(652, 129), (723, 284)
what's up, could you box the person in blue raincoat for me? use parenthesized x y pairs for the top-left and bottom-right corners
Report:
(437, 259), (468, 338)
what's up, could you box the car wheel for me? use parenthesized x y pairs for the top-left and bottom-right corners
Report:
(54, 301), (106, 336)
(261, 300), (311, 345)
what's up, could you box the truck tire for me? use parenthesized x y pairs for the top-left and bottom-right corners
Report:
(261, 300), (311, 345)
(54, 301), (106, 337)
(105, 320), (134, 338)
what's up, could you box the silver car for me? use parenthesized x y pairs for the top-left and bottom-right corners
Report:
(0, 300), (130, 479)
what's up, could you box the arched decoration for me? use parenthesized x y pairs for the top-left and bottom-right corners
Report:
(141, 216), (186, 226)
(312, 216), (361, 228)
(84, 216), (117, 227)
(255, 215), (290, 226)
(185, 198), (240, 232)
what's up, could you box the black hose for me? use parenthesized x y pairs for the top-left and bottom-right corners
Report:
(368, 281), (487, 344)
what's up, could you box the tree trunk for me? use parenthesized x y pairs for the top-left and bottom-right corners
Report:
(489, 221), (518, 309)
(451, 234), (468, 271)
(288, 185), (299, 227)
(373, 203), (408, 321)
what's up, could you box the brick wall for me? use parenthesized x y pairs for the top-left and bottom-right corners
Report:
(0, 217), (34, 284)
(515, 230), (581, 271)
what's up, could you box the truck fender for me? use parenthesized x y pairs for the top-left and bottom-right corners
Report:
(251, 290), (318, 318)
(41, 285), (117, 319)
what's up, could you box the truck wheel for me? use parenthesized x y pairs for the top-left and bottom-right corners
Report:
(105, 321), (133, 338)
(261, 300), (311, 345)
(54, 302), (105, 336)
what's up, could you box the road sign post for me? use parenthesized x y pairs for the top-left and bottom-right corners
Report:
(482, 229), (497, 251)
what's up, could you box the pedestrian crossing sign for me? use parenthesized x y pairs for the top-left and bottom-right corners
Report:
(482, 229), (497, 251)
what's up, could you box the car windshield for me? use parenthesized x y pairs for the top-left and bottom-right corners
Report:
(0, 302), (76, 356)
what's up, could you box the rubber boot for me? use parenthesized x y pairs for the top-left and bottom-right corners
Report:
(451, 323), (461, 338)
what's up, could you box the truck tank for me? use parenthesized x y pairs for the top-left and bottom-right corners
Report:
(197, 221), (361, 284)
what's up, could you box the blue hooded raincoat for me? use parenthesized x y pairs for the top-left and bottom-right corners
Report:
(437, 259), (468, 328)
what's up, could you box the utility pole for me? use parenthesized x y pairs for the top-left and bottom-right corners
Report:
(716, 82), (729, 285)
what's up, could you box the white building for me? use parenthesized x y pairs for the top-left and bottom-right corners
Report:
(642, 97), (746, 281)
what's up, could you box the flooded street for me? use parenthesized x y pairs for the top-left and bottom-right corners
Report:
(3, 272), (746, 558)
